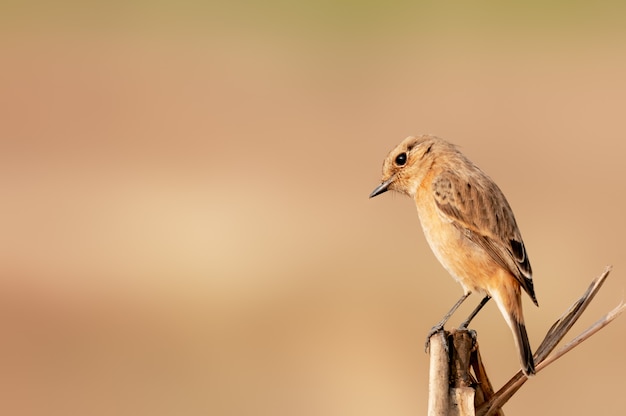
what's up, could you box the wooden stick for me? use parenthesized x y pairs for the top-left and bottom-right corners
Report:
(428, 330), (478, 416)
(449, 330), (477, 416)
(428, 330), (450, 416)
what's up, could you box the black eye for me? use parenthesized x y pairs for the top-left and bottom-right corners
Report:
(395, 152), (407, 166)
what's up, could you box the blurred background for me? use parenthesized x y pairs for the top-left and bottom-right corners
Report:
(1, 1), (625, 415)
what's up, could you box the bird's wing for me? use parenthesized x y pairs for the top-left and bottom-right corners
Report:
(432, 170), (537, 305)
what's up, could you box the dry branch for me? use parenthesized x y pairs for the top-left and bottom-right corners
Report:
(428, 331), (450, 416)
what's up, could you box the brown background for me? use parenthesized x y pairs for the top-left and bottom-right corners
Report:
(1, 2), (625, 415)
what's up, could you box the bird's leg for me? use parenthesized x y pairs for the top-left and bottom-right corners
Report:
(425, 292), (471, 351)
(458, 295), (491, 329)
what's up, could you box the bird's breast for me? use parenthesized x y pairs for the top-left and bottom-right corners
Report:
(414, 186), (496, 294)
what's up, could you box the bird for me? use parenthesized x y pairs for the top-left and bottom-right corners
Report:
(369, 135), (538, 376)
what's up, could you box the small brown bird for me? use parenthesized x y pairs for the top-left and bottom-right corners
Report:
(370, 135), (538, 376)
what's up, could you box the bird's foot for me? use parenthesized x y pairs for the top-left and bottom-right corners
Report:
(461, 328), (477, 346)
(454, 324), (477, 341)
(424, 324), (445, 353)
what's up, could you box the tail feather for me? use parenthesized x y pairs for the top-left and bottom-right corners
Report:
(492, 288), (536, 376)
(513, 319), (535, 376)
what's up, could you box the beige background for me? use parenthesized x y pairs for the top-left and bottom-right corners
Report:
(1, 3), (625, 415)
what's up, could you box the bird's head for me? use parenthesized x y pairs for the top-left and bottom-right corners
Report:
(370, 135), (448, 199)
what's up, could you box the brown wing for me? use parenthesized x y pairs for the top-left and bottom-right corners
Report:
(432, 170), (537, 305)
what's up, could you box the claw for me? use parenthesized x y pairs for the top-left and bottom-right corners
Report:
(424, 324), (445, 353)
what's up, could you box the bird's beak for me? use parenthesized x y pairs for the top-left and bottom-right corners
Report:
(369, 176), (395, 198)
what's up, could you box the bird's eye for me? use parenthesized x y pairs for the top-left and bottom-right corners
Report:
(395, 152), (407, 166)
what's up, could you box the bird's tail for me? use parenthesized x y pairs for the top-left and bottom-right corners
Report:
(492, 289), (536, 376)
(511, 317), (535, 376)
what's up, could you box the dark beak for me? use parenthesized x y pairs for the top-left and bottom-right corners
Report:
(369, 176), (395, 198)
